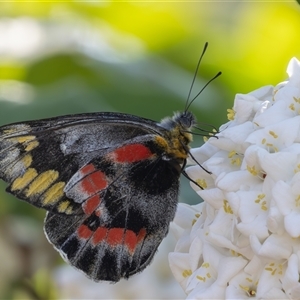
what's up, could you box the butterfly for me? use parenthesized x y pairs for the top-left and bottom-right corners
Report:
(0, 111), (197, 282)
(0, 43), (219, 282)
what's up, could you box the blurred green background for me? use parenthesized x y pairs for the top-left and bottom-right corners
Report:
(0, 1), (300, 299)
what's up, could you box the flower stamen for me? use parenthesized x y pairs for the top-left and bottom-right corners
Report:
(289, 103), (295, 111)
(182, 269), (192, 278)
(192, 213), (201, 225)
(269, 130), (278, 138)
(247, 165), (259, 176)
(227, 108), (235, 121)
(223, 200), (233, 214)
(196, 179), (207, 189)
(228, 151), (242, 166)
(196, 275), (206, 282)
(294, 164), (300, 173)
(196, 264), (212, 283)
(239, 284), (257, 297)
(264, 263), (283, 276)
(230, 249), (242, 256)
(293, 96), (300, 103)
(254, 194), (268, 210)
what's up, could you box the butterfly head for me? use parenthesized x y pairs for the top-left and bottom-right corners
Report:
(159, 111), (196, 131)
(172, 111), (197, 130)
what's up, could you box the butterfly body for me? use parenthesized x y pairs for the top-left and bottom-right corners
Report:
(0, 111), (196, 282)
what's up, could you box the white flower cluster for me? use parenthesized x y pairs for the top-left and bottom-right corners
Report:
(169, 58), (300, 299)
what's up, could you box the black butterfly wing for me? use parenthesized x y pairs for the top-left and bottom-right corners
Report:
(0, 112), (168, 212)
(0, 112), (181, 281)
(45, 147), (179, 281)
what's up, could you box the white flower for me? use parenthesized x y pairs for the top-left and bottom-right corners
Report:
(169, 57), (300, 299)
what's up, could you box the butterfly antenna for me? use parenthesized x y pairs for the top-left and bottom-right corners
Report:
(184, 42), (208, 112)
(185, 71), (222, 113)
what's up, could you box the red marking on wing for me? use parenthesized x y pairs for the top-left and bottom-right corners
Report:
(82, 195), (101, 215)
(80, 164), (96, 176)
(77, 225), (93, 239)
(107, 228), (125, 246)
(137, 228), (147, 243)
(124, 230), (138, 253)
(81, 171), (107, 195)
(92, 227), (108, 245)
(90, 226), (146, 253)
(107, 228), (145, 252)
(112, 144), (153, 163)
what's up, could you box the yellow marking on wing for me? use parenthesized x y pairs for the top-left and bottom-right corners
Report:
(21, 154), (33, 168)
(2, 125), (31, 136)
(42, 181), (66, 205)
(9, 135), (39, 152)
(58, 200), (73, 214)
(11, 168), (38, 191)
(12, 135), (36, 144)
(66, 207), (73, 214)
(3, 129), (16, 134)
(26, 170), (59, 196)
(25, 140), (39, 152)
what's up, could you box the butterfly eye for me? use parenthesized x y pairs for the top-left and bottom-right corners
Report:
(175, 111), (196, 129)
